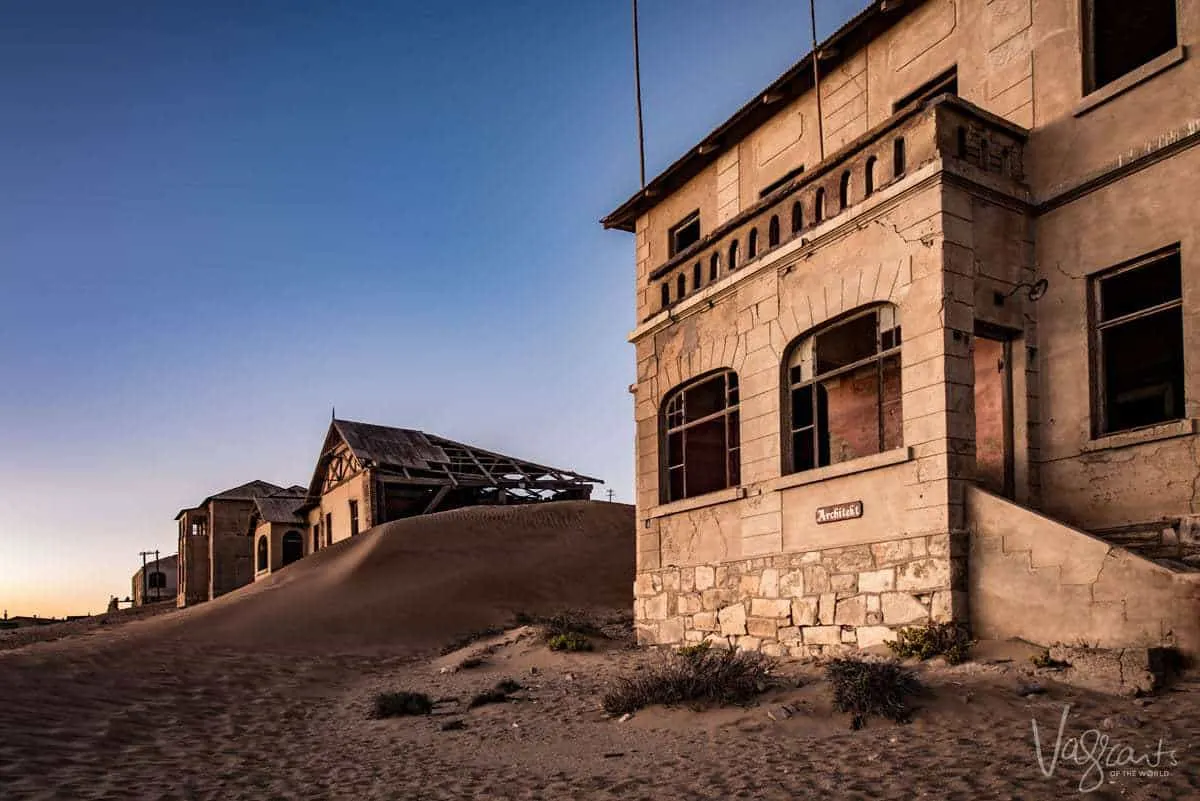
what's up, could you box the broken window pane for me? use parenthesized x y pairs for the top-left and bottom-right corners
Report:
(661, 370), (741, 502)
(669, 211), (701, 256)
(1093, 249), (1184, 435)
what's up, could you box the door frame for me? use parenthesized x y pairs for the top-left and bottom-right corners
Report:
(974, 322), (1017, 499)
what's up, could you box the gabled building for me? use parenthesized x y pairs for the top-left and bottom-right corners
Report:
(175, 479), (294, 607)
(605, 0), (1200, 655)
(300, 419), (601, 548)
(248, 486), (308, 580)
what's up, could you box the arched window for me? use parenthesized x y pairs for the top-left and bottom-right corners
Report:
(865, 156), (877, 196)
(894, 137), (906, 177)
(676, 273), (687, 299)
(257, 535), (268, 572)
(281, 531), (304, 567)
(662, 370), (740, 502)
(814, 188), (825, 223)
(748, 228), (759, 259)
(784, 304), (903, 474)
(791, 201), (803, 234)
(839, 171), (851, 210)
(729, 239), (739, 270)
(661, 282), (671, 309)
(693, 262), (702, 290)
(768, 215), (780, 247)
(148, 571), (166, 589)
(709, 252), (720, 282)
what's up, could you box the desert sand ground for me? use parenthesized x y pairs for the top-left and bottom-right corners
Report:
(1, 501), (1197, 800)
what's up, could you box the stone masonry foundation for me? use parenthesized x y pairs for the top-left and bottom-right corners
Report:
(633, 532), (967, 658)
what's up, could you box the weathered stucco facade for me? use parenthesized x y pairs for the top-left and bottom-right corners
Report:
(606, 0), (1200, 656)
(131, 553), (178, 607)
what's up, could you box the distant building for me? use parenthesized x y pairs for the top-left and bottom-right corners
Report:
(175, 480), (295, 607)
(248, 487), (309, 581)
(131, 553), (178, 606)
(298, 419), (601, 550)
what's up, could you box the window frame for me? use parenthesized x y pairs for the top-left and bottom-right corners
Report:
(782, 305), (904, 475)
(1081, 0), (1179, 94)
(668, 210), (701, 258)
(1088, 244), (1185, 437)
(660, 370), (741, 503)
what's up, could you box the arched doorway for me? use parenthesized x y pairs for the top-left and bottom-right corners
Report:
(281, 530), (304, 567)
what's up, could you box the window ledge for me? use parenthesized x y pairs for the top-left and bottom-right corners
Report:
(769, 447), (913, 491)
(644, 486), (746, 519)
(1082, 418), (1197, 453)
(1074, 46), (1187, 118)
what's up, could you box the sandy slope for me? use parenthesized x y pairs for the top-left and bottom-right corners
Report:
(2, 500), (1199, 800)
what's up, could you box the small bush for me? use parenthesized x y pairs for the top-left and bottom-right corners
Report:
(676, 642), (712, 660)
(1030, 650), (1070, 669)
(371, 691), (433, 719)
(827, 658), (919, 730)
(602, 645), (773, 716)
(548, 632), (593, 652)
(887, 622), (973, 665)
(468, 679), (523, 709)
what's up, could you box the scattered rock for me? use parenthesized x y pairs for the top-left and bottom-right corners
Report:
(438, 667), (453, 675)
(564, 673), (575, 682)
(1017, 682), (1045, 697)
(440, 719), (465, 731)
(1133, 697), (1153, 707)
(602, 752), (625, 759)
(766, 705), (793, 721)
(1102, 714), (1143, 730)
(618, 713), (633, 723)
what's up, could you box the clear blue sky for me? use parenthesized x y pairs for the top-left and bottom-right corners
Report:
(0, 0), (864, 617)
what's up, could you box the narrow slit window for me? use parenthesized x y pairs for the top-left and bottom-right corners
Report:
(865, 156), (876, 196)
(814, 189), (825, 223)
(729, 240), (739, 270)
(839, 171), (851, 211)
(768, 215), (780, 248)
(692, 262), (702, 290)
(676, 273), (687, 300)
(709, 253), (720, 282)
(661, 282), (671, 309)
(661, 371), (741, 502)
(748, 229), (759, 259)
(893, 138), (906, 177)
(791, 201), (803, 234)
(1091, 247), (1184, 435)
(785, 305), (903, 474)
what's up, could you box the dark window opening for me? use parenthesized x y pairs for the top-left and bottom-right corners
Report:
(669, 211), (701, 257)
(349, 500), (360, 537)
(759, 165), (806, 199)
(893, 138), (906, 177)
(281, 531), (304, 566)
(729, 240), (739, 270)
(786, 305), (903, 474)
(791, 201), (803, 234)
(676, 273), (687, 299)
(661, 282), (671, 309)
(1085, 0), (1177, 92)
(256, 536), (268, 572)
(814, 188), (825, 223)
(662, 370), (740, 502)
(748, 228), (759, 259)
(1092, 247), (1184, 435)
(312, 524), (321, 552)
(709, 253), (720, 282)
(325, 513), (333, 547)
(768, 215), (780, 248)
(692, 262), (702, 290)
(148, 571), (167, 590)
(892, 65), (959, 112)
(956, 126), (967, 158)
(865, 157), (877, 196)
(839, 171), (851, 211)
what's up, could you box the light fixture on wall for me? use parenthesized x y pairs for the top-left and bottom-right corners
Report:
(1007, 278), (1049, 302)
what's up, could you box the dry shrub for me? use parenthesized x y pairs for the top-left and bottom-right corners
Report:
(371, 691), (434, 718)
(468, 678), (523, 709)
(826, 657), (919, 730)
(886, 621), (973, 665)
(548, 632), (593, 652)
(601, 642), (773, 716)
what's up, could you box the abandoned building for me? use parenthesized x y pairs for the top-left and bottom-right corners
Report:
(175, 480), (297, 607)
(248, 487), (309, 581)
(604, 0), (1200, 656)
(131, 553), (178, 607)
(296, 419), (600, 552)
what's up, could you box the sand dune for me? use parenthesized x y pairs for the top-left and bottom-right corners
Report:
(4, 500), (1200, 800)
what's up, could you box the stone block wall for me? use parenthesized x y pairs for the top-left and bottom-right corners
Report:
(634, 532), (964, 657)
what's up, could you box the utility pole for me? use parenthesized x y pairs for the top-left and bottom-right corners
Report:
(809, 0), (825, 162)
(606, 489), (616, 503)
(138, 549), (160, 605)
(632, 0), (647, 187)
